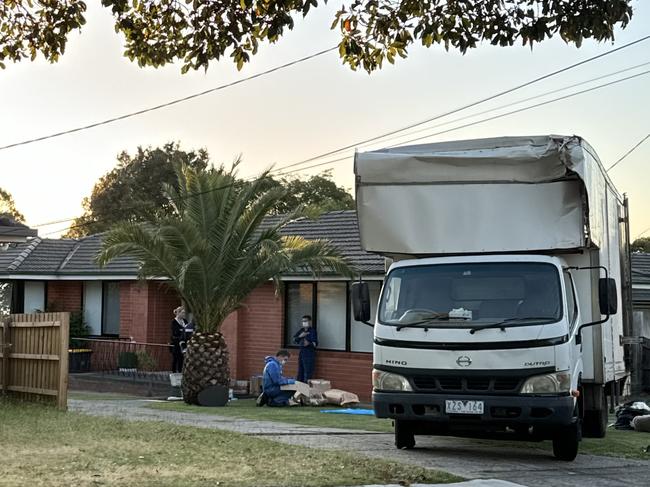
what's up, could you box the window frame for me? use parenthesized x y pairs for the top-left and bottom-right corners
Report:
(563, 271), (579, 331)
(101, 281), (121, 337)
(283, 280), (381, 354)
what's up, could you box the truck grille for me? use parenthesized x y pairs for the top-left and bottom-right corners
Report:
(411, 375), (522, 394)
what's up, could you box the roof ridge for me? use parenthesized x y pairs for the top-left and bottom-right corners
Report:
(58, 240), (83, 272)
(7, 237), (42, 272)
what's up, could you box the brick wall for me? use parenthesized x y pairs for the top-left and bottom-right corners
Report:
(46, 281), (83, 311)
(313, 351), (373, 400)
(146, 282), (182, 344)
(119, 281), (149, 342)
(235, 282), (284, 381)
(119, 281), (181, 343)
(227, 281), (374, 401)
(135, 279), (374, 400)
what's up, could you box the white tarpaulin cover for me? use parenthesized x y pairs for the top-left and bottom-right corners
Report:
(355, 135), (622, 256)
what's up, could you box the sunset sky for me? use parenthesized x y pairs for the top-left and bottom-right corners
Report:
(1, 1), (649, 238)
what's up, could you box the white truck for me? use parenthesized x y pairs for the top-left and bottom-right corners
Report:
(351, 135), (632, 461)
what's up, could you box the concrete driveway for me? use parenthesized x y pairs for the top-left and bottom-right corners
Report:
(262, 430), (649, 487)
(70, 399), (649, 487)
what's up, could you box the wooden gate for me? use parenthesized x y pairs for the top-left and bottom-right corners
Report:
(0, 312), (69, 410)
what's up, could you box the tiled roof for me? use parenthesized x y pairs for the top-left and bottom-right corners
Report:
(279, 211), (383, 274)
(59, 234), (141, 275)
(11, 238), (77, 273)
(0, 219), (38, 239)
(4, 219), (650, 282)
(0, 211), (384, 278)
(0, 241), (29, 270)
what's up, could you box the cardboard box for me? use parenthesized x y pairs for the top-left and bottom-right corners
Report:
(308, 379), (331, 393)
(281, 380), (311, 399)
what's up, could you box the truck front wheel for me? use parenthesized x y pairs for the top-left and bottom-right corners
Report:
(394, 420), (416, 449)
(552, 421), (581, 461)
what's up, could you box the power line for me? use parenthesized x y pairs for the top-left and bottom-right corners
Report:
(634, 226), (650, 240)
(284, 68), (650, 168)
(607, 133), (650, 172)
(20, 66), (650, 238)
(0, 46), (337, 152)
(272, 34), (650, 174)
(386, 69), (650, 148)
(12, 36), (650, 237)
(367, 61), (650, 148)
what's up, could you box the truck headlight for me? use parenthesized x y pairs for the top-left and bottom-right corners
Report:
(520, 371), (571, 395)
(372, 369), (413, 391)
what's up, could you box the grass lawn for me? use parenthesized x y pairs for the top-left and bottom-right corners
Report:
(148, 399), (394, 432)
(470, 426), (650, 461)
(148, 400), (650, 460)
(579, 427), (650, 459)
(0, 399), (459, 487)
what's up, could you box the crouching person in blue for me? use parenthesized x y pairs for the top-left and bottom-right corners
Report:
(257, 349), (299, 407)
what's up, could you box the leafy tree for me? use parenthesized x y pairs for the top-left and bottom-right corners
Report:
(1, 1), (633, 72)
(631, 237), (650, 253)
(97, 163), (352, 404)
(266, 170), (355, 215)
(0, 187), (25, 222)
(66, 143), (209, 238)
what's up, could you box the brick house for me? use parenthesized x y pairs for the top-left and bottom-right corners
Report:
(0, 211), (384, 399)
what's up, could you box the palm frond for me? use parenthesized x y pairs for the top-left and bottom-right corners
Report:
(99, 163), (353, 333)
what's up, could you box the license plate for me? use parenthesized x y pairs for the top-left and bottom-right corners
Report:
(445, 399), (484, 415)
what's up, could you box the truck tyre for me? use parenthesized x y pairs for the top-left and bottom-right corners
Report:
(552, 421), (581, 461)
(395, 420), (415, 449)
(582, 388), (608, 438)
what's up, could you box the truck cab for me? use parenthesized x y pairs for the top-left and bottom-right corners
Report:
(352, 135), (631, 461)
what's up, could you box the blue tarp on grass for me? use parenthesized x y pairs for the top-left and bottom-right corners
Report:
(320, 408), (375, 415)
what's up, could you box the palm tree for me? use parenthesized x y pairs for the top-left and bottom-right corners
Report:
(97, 163), (353, 404)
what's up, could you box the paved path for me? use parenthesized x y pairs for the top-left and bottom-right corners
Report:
(69, 399), (650, 487)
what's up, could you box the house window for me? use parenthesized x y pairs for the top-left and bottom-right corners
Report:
(350, 281), (381, 353)
(285, 283), (315, 346)
(23, 281), (46, 313)
(83, 281), (103, 335)
(284, 280), (382, 353)
(317, 282), (347, 351)
(0, 281), (13, 315)
(102, 282), (121, 336)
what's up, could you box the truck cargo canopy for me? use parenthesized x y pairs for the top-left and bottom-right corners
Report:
(355, 135), (622, 256)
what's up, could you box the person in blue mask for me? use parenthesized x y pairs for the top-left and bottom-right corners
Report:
(257, 349), (298, 407)
(293, 314), (318, 383)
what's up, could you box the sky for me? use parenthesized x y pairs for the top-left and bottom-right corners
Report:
(1, 1), (649, 239)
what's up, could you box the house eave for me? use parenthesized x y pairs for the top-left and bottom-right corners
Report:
(1, 273), (146, 281)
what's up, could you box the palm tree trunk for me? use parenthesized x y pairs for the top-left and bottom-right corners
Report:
(181, 331), (230, 405)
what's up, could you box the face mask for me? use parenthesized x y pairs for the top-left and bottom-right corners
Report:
(302, 321), (310, 328)
(280, 359), (287, 365)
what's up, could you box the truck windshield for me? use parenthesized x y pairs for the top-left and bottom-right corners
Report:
(379, 262), (562, 327)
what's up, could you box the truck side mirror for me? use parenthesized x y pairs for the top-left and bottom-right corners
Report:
(351, 282), (371, 323)
(599, 278), (617, 315)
